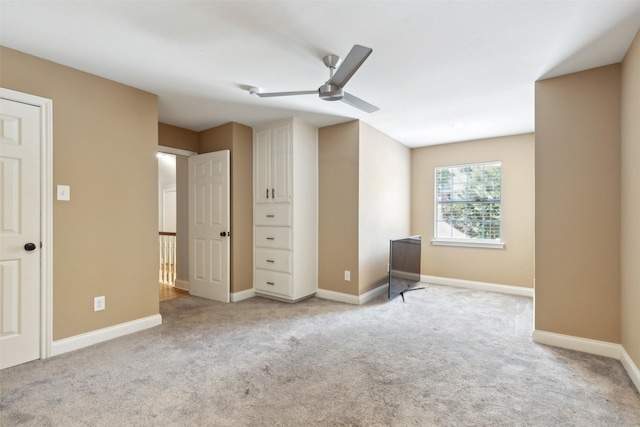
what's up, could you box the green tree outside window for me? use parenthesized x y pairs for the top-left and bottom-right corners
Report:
(435, 162), (501, 240)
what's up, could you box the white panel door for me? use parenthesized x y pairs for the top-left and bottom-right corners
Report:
(254, 128), (271, 204)
(0, 98), (41, 369)
(188, 150), (230, 302)
(270, 123), (291, 204)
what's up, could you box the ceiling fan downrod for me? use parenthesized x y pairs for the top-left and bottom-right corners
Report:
(320, 54), (343, 101)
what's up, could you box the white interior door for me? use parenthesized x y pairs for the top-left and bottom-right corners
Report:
(188, 150), (230, 302)
(0, 98), (41, 369)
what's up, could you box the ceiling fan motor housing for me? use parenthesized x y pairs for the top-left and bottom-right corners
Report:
(319, 84), (343, 101)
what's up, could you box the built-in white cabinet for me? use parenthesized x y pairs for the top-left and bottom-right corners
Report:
(254, 123), (291, 204)
(253, 118), (317, 302)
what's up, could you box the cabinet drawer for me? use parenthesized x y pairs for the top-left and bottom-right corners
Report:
(255, 227), (291, 250)
(255, 249), (292, 273)
(255, 270), (292, 297)
(255, 204), (292, 226)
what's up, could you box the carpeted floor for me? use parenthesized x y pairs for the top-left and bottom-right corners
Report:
(1, 283), (639, 426)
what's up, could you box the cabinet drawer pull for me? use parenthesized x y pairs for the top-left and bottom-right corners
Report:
(266, 214), (275, 218)
(266, 188), (269, 199)
(266, 237), (275, 240)
(272, 188), (275, 199)
(266, 259), (275, 263)
(266, 281), (275, 285)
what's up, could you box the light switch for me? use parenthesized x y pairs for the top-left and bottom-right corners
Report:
(57, 185), (70, 201)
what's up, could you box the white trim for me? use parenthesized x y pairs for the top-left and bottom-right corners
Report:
(422, 275), (533, 297)
(358, 284), (388, 304)
(0, 88), (54, 360)
(315, 289), (359, 304)
(531, 330), (640, 393)
(231, 288), (255, 302)
(431, 238), (505, 249)
(316, 283), (388, 305)
(51, 314), (162, 357)
(621, 347), (640, 392)
(174, 279), (189, 291)
(158, 145), (197, 157)
(532, 330), (622, 359)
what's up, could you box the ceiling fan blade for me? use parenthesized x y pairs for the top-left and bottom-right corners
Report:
(253, 90), (317, 98)
(341, 92), (379, 113)
(329, 45), (373, 88)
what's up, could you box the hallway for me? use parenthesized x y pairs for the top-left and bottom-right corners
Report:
(159, 284), (188, 302)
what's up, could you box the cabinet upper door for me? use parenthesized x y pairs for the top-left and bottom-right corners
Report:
(270, 123), (291, 204)
(254, 128), (271, 204)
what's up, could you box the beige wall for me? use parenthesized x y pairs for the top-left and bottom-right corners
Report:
(621, 31), (640, 367)
(318, 120), (410, 296)
(158, 122), (198, 152)
(411, 134), (535, 288)
(318, 121), (360, 295)
(535, 64), (621, 343)
(228, 123), (254, 293)
(0, 47), (159, 340)
(358, 122), (411, 294)
(198, 122), (254, 293)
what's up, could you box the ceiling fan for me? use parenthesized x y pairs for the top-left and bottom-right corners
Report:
(249, 44), (379, 113)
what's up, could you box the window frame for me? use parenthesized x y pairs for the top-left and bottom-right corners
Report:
(432, 161), (505, 249)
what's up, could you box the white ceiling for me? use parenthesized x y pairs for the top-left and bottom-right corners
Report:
(1, 1), (640, 148)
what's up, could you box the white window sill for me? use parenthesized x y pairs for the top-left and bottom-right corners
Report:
(431, 238), (505, 249)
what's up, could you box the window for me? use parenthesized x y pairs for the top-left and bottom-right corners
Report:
(433, 162), (504, 248)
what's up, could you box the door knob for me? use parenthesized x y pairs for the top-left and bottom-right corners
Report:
(220, 232), (227, 237)
(24, 242), (37, 251)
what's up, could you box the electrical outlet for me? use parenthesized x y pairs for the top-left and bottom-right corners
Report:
(344, 270), (350, 281)
(94, 296), (105, 311)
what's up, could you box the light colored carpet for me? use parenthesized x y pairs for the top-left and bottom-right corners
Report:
(1, 283), (639, 426)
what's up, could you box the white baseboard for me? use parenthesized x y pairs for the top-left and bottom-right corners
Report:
(422, 275), (534, 298)
(231, 288), (255, 302)
(359, 284), (388, 304)
(533, 329), (640, 393)
(316, 283), (387, 305)
(315, 288), (360, 304)
(532, 330), (622, 359)
(51, 314), (162, 357)
(174, 279), (189, 291)
(621, 347), (640, 392)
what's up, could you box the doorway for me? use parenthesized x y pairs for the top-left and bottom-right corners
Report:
(155, 147), (230, 303)
(157, 151), (190, 302)
(158, 152), (177, 286)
